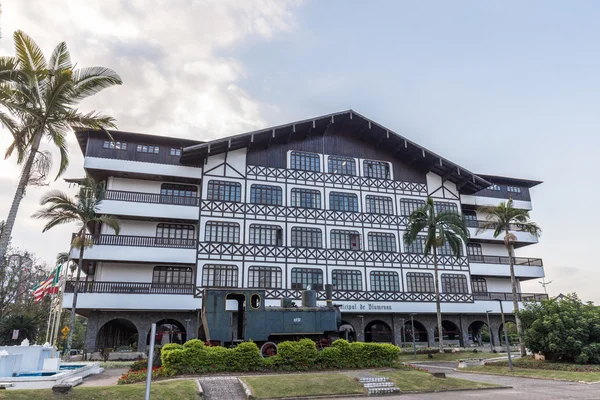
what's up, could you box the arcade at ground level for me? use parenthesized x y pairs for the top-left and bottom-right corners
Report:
(83, 311), (515, 353)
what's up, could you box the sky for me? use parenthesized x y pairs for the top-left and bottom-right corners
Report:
(0, 1), (598, 302)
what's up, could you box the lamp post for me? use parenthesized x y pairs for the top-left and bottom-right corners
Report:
(400, 318), (406, 348)
(409, 313), (416, 360)
(485, 310), (494, 352)
(496, 299), (513, 372)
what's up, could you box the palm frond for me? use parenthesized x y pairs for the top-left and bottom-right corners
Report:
(48, 41), (72, 72)
(13, 30), (47, 75)
(71, 66), (122, 101)
(62, 109), (117, 130)
(95, 215), (121, 235)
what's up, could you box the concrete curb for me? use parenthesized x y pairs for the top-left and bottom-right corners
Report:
(196, 378), (203, 397)
(238, 377), (254, 399)
(456, 369), (593, 384)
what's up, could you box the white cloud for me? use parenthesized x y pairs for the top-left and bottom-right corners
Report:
(0, 0), (303, 264)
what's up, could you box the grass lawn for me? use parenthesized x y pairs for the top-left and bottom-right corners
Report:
(465, 365), (600, 382)
(241, 373), (365, 399)
(398, 352), (506, 362)
(377, 370), (498, 391)
(0, 379), (198, 400)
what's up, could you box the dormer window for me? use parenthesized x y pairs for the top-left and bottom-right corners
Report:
(507, 186), (521, 193)
(136, 144), (159, 154)
(488, 184), (501, 191)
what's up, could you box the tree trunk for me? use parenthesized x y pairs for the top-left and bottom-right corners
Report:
(433, 246), (444, 353)
(0, 133), (42, 269)
(506, 229), (526, 357)
(66, 231), (85, 357)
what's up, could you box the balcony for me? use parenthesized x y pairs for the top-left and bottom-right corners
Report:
(465, 220), (539, 245)
(70, 234), (197, 264)
(98, 190), (199, 220)
(473, 292), (549, 302)
(65, 281), (194, 295)
(461, 194), (532, 211)
(84, 156), (202, 180)
(468, 254), (544, 279)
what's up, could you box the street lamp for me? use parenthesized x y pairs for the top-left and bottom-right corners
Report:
(495, 299), (513, 372)
(485, 310), (494, 352)
(400, 318), (406, 348)
(409, 313), (417, 360)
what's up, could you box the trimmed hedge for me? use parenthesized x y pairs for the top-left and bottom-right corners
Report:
(159, 338), (401, 377)
(486, 358), (600, 372)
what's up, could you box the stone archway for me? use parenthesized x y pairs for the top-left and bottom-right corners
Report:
(96, 318), (138, 351)
(404, 320), (428, 344)
(364, 320), (392, 343)
(338, 320), (356, 342)
(147, 319), (187, 346)
(499, 321), (518, 345)
(467, 320), (490, 346)
(434, 320), (461, 345)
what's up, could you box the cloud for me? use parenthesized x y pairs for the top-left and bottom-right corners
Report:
(0, 0), (303, 265)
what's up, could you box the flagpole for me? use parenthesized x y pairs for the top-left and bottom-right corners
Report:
(53, 255), (71, 357)
(45, 293), (54, 343)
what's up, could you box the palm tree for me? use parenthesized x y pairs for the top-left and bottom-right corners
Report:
(404, 197), (469, 353)
(56, 251), (76, 277)
(32, 176), (120, 355)
(476, 198), (541, 356)
(0, 30), (122, 267)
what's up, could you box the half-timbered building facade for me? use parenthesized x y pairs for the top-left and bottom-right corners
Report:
(63, 110), (546, 353)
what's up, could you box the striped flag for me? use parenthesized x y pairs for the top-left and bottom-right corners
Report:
(32, 265), (62, 302)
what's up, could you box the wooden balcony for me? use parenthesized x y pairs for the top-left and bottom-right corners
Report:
(65, 280), (194, 295)
(82, 234), (196, 249)
(104, 190), (199, 207)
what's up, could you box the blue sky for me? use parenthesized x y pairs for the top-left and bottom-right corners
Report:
(1, 1), (598, 301)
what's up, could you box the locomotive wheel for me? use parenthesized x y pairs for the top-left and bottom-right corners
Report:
(260, 341), (278, 358)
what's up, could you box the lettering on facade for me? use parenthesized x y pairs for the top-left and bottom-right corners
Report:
(339, 303), (392, 311)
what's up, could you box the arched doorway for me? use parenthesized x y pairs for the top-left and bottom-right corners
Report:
(467, 321), (490, 346)
(96, 319), (138, 351)
(499, 321), (518, 345)
(364, 320), (392, 343)
(404, 320), (428, 344)
(338, 320), (356, 342)
(434, 320), (461, 345)
(147, 319), (187, 346)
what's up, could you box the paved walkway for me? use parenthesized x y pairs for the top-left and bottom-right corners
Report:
(79, 368), (127, 387)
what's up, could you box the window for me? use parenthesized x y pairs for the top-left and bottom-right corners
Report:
(330, 230), (361, 250)
(152, 266), (193, 285)
(328, 156), (356, 176)
(466, 243), (483, 261)
(103, 141), (127, 150)
(437, 241), (462, 256)
(400, 198), (425, 216)
(434, 201), (459, 215)
(404, 236), (426, 254)
(204, 221), (240, 243)
(366, 195), (394, 215)
(202, 264), (238, 287)
(507, 186), (521, 193)
(249, 224), (283, 246)
(441, 274), (469, 294)
(290, 188), (321, 209)
(136, 144), (160, 154)
(290, 151), (320, 172)
(329, 192), (358, 212)
(471, 277), (488, 293)
(291, 227), (322, 248)
(291, 268), (324, 290)
(170, 148), (181, 156)
(250, 184), (282, 206)
(248, 266), (282, 288)
(370, 271), (400, 292)
(332, 270), (362, 291)
(363, 160), (390, 179)
(161, 184), (197, 198)
(488, 184), (501, 191)
(367, 232), (397, 252)
(463, 210), (477, 227)
(156, 224), (195, 244)
(207, 180), (241, 202)
(406, 272), (434, 293)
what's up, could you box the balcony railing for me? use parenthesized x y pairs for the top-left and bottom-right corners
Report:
(465, 219), (522, 231)
(468, 255), (543, 266)
(103, 190), (199, 207)
(473, 292), (549, 301)
(81, 234), (196, 248)
(65, 280), (194, 295)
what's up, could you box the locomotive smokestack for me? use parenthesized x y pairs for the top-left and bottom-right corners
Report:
(302, 288), (317, 307)
(325, 284), (333, 306)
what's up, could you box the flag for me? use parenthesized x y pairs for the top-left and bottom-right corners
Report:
(32, 265), (61, 302)
(46, 265), (62, 295)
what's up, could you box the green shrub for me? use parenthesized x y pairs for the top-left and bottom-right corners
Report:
(231, 341), (262, 371)
(275, 339), (318, 370)
(117, 366), (170, 385)
(315, 346), (342, 369)
(576, 344), (600, 365)
(129, 359), (148, 372)
(183, 339), (205, 351)
(161, 343), (184, 353)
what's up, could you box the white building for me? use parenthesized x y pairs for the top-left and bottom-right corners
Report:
(63, 110), (546, 352)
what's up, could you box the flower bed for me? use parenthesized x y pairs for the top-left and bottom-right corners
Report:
(117, 366), (170, 384)
(485, 358), (600, 372)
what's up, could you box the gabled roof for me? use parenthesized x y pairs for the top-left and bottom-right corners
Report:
(181, 109), (492, 194)
(478, 174), (543, 189)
